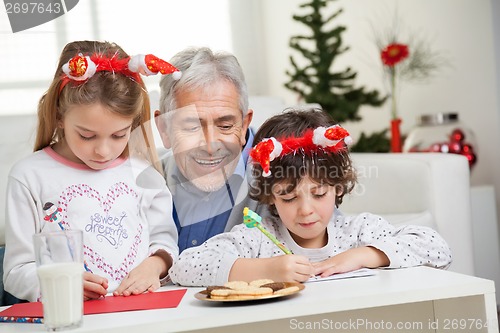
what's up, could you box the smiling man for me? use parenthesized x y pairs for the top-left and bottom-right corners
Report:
(155, 47), (262, 252)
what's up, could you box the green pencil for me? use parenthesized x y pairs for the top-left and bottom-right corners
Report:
(243, 207), (293, 254)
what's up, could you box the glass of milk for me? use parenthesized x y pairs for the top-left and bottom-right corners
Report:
(33, 230), (84, 331)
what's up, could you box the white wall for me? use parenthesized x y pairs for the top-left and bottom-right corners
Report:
(0, 0), (233, 116)
(232, 0), (500, 237)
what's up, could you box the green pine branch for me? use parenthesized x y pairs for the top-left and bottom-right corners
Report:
(284, 0), (387, 123)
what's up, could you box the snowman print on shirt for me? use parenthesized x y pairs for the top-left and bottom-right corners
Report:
(43, 201), (63, 229)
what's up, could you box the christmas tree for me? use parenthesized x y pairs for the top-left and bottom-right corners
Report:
(284, 0), (389, 151)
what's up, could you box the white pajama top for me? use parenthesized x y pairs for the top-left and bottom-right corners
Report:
(4, 147), (178, 302)
(169, 212), (452, 286)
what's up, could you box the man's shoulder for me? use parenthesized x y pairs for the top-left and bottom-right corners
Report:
(158, 151), (177, 183)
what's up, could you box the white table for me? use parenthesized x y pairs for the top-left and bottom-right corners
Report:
(1, 267), (498, 333)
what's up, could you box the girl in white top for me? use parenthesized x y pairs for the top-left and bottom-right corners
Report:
(169, 108), (452, 286)
(3, 40), (181, 302)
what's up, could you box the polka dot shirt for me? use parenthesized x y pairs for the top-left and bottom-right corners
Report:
(169, 212), (452, 286)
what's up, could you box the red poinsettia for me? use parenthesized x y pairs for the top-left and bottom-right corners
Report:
(381, 43), (409, 67)
(380, 43), (410, 152)
(377, 21), (447, 153)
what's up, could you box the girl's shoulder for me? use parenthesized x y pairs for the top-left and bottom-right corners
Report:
(131, 157), (168, 190)
(8, 149), (51, 176)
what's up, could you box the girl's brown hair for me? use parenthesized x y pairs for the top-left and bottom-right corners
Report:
(34, 40), (161, 173)
(250, 108), (356, 216)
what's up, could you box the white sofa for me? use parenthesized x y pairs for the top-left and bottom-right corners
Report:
(0, 114), (38, 247)
(0, 114), (38, 304)
(341, 153), (475, 276)
(0, 114), (476, 301)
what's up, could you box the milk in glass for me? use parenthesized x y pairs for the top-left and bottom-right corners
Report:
(37, 262), (84, 330)
(33, 229), (84, 331)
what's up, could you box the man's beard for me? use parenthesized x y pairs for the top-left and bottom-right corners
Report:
(190, 174), (226, 192)
(188, 157), (239, 193)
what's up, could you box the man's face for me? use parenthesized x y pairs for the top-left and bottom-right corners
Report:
(159, 81), (252, 192)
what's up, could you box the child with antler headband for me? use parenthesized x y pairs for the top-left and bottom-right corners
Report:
(169, 108), (451, 286)
(3, 40), (180, 302)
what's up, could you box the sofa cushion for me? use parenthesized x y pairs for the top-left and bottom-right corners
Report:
(341, 153), (474, 275)
(341, 155), (432, 215)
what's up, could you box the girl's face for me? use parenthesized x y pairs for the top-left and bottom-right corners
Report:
(57, 103), (134, 170)
(271, 176), (337, 248)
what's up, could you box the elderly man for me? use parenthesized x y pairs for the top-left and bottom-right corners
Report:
(155, 47), (262, 252)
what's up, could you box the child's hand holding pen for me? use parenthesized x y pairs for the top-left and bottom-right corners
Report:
(83, 272), (108, 300)
(240, 207), (314, 282)
(230, 254), (314, 283)
(270, 254), (314, 282)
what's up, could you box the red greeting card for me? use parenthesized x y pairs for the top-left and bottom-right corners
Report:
(0, 289), (187, 323)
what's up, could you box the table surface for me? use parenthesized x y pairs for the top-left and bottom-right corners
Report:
(0, 266), (496, 333)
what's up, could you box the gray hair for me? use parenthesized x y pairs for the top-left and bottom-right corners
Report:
(158, 47), (249, 116)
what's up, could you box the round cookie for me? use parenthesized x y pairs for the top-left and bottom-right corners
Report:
(274, 286), (300, 295)
(210, 289), (233, 297)
(206, 286), (231, 297)
(249, 279), (274, 287)
(261, 282), (286, 292)
(224, 281), (249, 290)
(231, 287), (273, 296)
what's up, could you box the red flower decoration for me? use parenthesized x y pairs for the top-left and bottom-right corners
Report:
(68, 55), (88, 77)
(381, 43), (409, 67)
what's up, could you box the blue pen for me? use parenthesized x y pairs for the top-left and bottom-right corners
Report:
(55, 223), (92, 273)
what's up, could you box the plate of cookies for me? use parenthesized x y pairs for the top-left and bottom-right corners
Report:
(195, 279), (305, 302)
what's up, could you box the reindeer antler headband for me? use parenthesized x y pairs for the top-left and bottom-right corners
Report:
(250, 125), (353, 177)
(60, 53), (182, 91)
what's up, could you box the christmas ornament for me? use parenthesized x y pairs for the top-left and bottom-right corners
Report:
(408, 127), (477, 168)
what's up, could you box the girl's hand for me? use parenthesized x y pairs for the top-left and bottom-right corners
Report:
(113, 255), (168, 297)
(312, 246), (389, 278)
(230, 255), (314, 283)
(83, 272), (108, 301)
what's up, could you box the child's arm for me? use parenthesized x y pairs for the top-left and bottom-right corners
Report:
(140, 168), (179, 265)
(323, 213), (452, 273)
(312, 246), (389, 277)
(113, 170), (178, 296)
(357, 214), (453, 269)
(169, 224), (274, 286)
(3, 178), (40, 302)
(230, 255), (314, 283)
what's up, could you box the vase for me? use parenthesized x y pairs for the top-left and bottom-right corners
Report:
(390, 118), (402, 153)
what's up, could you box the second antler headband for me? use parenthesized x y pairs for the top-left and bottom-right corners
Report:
(250, 125), (353, 177)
